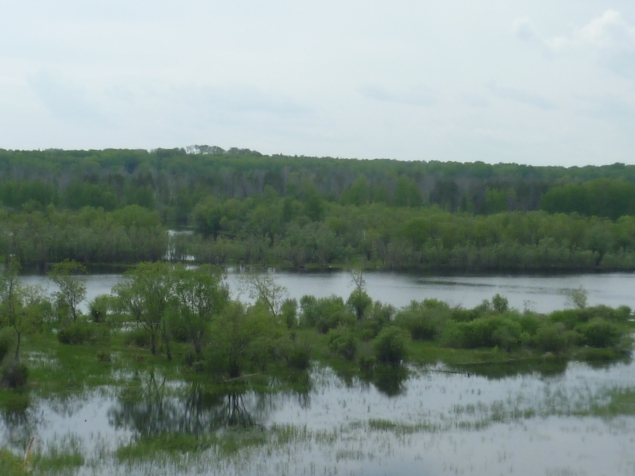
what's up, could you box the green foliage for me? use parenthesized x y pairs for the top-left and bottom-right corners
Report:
(300, 295), (355, 333)
(281, 298), (298, 329)
(207, 301), (279, 378)
(394, 300), (449, 341)
(541, 178), (635, 220)
(0, 329), (13, 362)
(565, 287), (588, 309)
(122, 326), (151, 348)
(347, 289), (372, 320)
(580, 318), (622, 348)
(373, 326), (409, 365)
(58, 320), (108, 345)
(48, 260), (87, 322)
(89, 294), (112, 323)
(1, 360), (28, 388)
(327, 326), (357, 360)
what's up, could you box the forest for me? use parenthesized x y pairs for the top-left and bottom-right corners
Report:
(1, 147), (635, 270)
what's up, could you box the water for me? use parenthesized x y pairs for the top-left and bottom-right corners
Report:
(6, 269), (635, 474)
(3, 359), (635, 475)
(21, 270), (635, 313)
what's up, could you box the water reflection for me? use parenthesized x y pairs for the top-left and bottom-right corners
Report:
(108, 373), (275, 437)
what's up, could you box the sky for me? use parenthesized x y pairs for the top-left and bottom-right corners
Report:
(2, 1), (635, 166)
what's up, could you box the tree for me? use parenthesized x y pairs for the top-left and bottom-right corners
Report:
(0, 258), (44, 362)
(240, 273), (289, 321)
(172, 265), (228, 355)
(48, 260), (87, 322)
(114, 262), (175, 358)
(347, 269), (372, 320)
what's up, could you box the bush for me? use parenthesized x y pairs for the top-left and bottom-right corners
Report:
(281, 299), (298, 329)
(58, 320), (109, 345)
(286, 345), (311, 370)
(580, 318), (621, 348)
(373, 326), (409, 366)
(535, 323), (573, 353)
(89, 295), (112, 323)
(0, 330), (14, 363)
(327, 327), (357, 360)
(394, 301), (449, 341)
(1, 361), (28, 388)
(300, 295), (355, 333)
(442, 315), (521, 350)
(123, 327), (151, 348)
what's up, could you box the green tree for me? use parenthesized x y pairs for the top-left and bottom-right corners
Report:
(0, 258), (44, 362)
(172, 265), (228, 355)
(114, 262), (175, 358)
(48, 260), (87, 322)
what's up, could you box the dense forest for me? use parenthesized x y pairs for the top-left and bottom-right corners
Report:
(1, 147), (635, 270)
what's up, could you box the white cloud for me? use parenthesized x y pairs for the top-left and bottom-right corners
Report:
(545, 10), (635, 52)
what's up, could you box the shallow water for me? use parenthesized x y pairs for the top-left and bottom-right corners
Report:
(20, 269), (635, 314)
(2, 357), (635, 475)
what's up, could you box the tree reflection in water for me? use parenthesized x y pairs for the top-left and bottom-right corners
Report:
(108, 370), (280, 438)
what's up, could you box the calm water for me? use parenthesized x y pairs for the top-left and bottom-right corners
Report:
(5, 270), (635, 475)
(21, 269), (635, 313)
(2, 359), (635, 475)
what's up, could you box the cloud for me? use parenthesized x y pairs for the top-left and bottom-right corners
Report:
(512, 17), (535, 42)
(513, 10), (635, 80)
(544, 10), (635, 53)
(361, 85), (437, 107)
(28, 72), (108, 126)
(486, 81), (555, 110)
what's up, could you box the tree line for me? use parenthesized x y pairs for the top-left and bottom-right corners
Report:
(0, 148), (634, 223)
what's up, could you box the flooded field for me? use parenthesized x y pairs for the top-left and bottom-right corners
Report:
(2, 355), (635, 475)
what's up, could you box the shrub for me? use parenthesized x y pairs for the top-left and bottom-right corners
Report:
(535, 323), (572, 353)
(373, 326), (409, 366)
(327, 327), (357, 360)
(123, 327), (151, 348)
(549, 309), (590, 330)
(300, 295), (355, 333)
(286, 345), (311, 370)
(89, 295), (112, 323)
(281, 299), (298, 329)
(57, 320), (109, 345)
(1, 361), (28, 388)
(580, 318), (621, 348)
(492, 294), (509, 313)
(0, 330), (14, 363)
(394, 301), (449, 341)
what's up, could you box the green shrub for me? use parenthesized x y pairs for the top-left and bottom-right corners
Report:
(286, 345), (311, 370)
(58, 320), (93, 345)
(373, 326), (409, 366)
(327, 327), (357, 360)
(491, 294), (509, 313)
(0, 330), (14, 363)
(123, 327), (151, 348)
(1, 360), (28, 388)
(549, 309), (590, 329)
(89, 295), (112, 323)
(300, 295), (355, 333)
(281, 298), (298, 329)
(535, 323), (572, 353)
(394, 301), (448, 341)
(579, 318), (621, 348)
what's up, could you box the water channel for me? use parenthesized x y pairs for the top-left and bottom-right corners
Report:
(3, 270), (635, 475)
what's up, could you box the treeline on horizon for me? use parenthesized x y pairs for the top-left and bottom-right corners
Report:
(1, 147), (635, 270)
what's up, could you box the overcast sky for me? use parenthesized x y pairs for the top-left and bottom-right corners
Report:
(2, 1), (635, 166)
